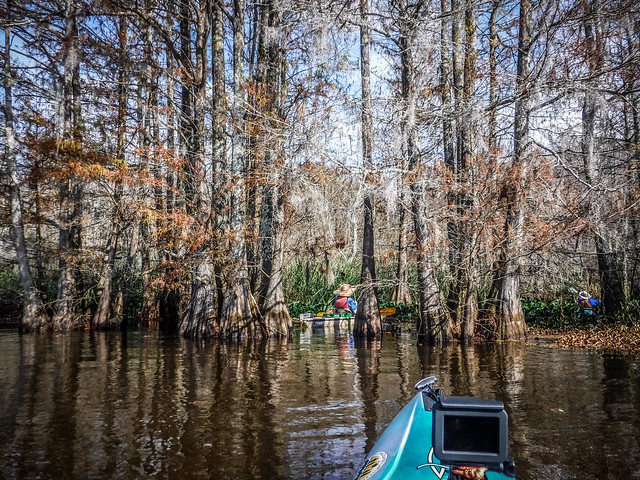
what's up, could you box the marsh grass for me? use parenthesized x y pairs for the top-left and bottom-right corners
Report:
(283, 258), (419, 318)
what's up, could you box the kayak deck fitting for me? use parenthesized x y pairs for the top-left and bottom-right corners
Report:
(354, 377), (516, 480)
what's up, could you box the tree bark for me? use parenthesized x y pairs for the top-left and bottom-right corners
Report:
(4, 7), (49, 332)
(488, 0), (500, 158)
(179, 0), (217, 338)
(211, 0), (227, 320)
(354, 0), (382, 338)
(458, 0), (478, 342)
(494, 0), (530, 341)
(581, 0), (625, 316)
(220, 0), (262, 338)
(256, 0), (292, 336)
(52, 3), (83, 332)
(397, 0), (451, 343)
(93, 16), (127, 330)
(445, 0), (465, 329)
(412, 185), (452, 344)
(260, 184), (292, 336)
(158, 0), (181, 334)
(393, 185), (412, 304)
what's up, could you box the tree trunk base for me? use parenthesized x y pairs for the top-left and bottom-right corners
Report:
(180, 280), (217, 339)
(220, 274), (262, 339)
(354, 284), (381, 338)
(20, 296), (49, 333)
(262, 299), (292, 338)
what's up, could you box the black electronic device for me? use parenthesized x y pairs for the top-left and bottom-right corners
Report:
(432, 395), (509, 468)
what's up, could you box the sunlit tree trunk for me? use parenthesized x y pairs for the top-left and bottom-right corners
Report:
(139, 2), (159, 326)
(445, 0), (464, 330)
(52, 3), (83, 332)
(494, 0), (530, 341)
(245, 0), (264, 294)
(392, 0), (416, 307)
(220, 0), (262, 338)
(211, 0), (227, 320)
(158, 0), (180, 333)
(354, 0), (382, 338)
(398, 0), (451, 344)
(3, 6), (49, 332)
(445, 0), (478, 340)
(459, 0), (478, 343)
(260, 181), (291, 335)
(488, 0), (500, 158)
(257, 0), (292, 336)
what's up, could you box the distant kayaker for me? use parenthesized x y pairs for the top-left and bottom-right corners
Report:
(333, 284), (357, 314)
(577, 291), (601, 310)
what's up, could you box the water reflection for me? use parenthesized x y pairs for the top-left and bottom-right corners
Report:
(0, 330), (639, 479)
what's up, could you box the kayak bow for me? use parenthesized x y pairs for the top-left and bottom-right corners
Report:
(354, 377), (516, 480)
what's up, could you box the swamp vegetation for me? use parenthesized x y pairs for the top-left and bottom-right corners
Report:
(1, 0), (639, 343)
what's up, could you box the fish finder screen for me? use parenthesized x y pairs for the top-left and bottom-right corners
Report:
(443, 415), (500, 454)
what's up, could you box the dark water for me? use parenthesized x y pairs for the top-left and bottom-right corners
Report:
(0, 326), (639, 480)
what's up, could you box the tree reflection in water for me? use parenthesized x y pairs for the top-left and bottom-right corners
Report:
(0, 330), (638, 479)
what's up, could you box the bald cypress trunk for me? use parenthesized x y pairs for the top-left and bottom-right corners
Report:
(393, 187), (412, 304)
(158, 0), (181, 333)
(4, 7), (49, 332)
(179, 0), (217, 338)
(93, 16), (127, 330)
(211, 0), (227, 320)
(256, 0), (292, 336)
(220, 0), (262, 338)
(581, 0), (624, 317)
(398, 0), (451, 343)
(52, 3), (83, 332)
(458, 0), (478, 343)
(354, 0), (381, 338)
(494, 0), (530, 341)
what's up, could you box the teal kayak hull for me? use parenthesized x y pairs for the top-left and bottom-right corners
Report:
(354, 386), (515, 480)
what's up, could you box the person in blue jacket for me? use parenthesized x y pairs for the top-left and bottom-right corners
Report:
(333, 284), (357, 314)
(577, 291), (601, 315)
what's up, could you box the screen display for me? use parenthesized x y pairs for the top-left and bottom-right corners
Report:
(443, 415), (500, 454)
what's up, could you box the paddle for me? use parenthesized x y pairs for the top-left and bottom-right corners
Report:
(315, 307), (396, 317)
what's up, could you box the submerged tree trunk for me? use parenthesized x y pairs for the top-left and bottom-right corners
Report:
(4, 11), (49, 332)
(354, 0), (381, 338)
